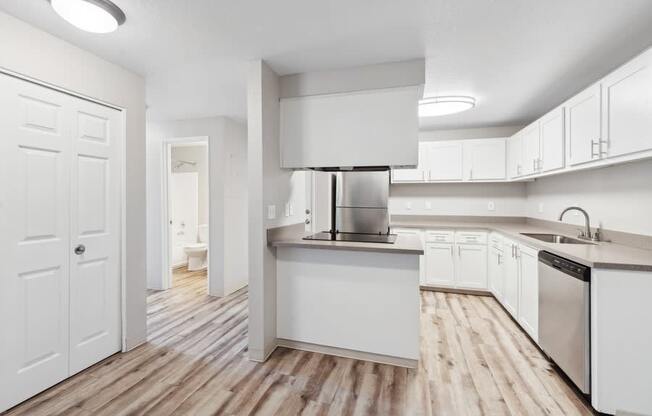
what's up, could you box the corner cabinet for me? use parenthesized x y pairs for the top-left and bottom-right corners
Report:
(280, 86), (420, 169)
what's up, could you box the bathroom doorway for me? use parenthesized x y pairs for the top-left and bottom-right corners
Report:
(162, 137), (210, 291)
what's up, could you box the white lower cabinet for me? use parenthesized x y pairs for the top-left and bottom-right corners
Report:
(488, 245), (505, 302)
(517, 244), (539, 342)
(502, 239), (520, 318)
(424, 243), (455, 287)
(455, 244), (488, 289)
(392, 228), (426, 284)
(422, 230), (488, 290)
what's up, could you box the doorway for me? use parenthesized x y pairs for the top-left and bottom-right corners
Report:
(161, 137), (210, 291)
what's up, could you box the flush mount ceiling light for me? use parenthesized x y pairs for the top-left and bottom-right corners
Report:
(49, 0), (126, 33)
(418, 96), (476, 117)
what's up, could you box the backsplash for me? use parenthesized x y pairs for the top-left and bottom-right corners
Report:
(389, 182), (527, 217)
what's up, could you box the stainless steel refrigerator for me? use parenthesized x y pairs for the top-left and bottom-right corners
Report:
(304, 169), (395, 243)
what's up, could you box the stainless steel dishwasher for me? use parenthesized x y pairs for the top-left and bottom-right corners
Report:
(538, 251), (591, 394)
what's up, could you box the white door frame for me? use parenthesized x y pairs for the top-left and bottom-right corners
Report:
(0, 68), (129, 351)
(160, 136), (209, 291)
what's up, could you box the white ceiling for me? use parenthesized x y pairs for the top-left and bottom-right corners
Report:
(2, 0), (652, 129)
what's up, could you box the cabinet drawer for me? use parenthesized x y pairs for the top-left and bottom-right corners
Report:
(455, 231), (488, 245)
(489, 232), (504, 250)
(425, 230), (454, 243)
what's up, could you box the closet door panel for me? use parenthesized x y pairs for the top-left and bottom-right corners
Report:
(69, 99), (122, 375)
(0, 74), (71, 411)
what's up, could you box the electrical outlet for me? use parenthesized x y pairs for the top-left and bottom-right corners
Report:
(538, 203), (544, 213)
(405, 201), (412, 210)
(487, 201), (495, 211)
(425, 201), (432, 210)
(267, 205), (276, 220)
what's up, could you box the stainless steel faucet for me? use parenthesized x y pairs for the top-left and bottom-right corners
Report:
(558, 206), (599, 241)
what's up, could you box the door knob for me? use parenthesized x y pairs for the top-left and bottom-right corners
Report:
(74, 244), (86, 255)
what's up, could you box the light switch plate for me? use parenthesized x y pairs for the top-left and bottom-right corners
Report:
(425, 201), (432, 210)
(267, 205), (276, 220)
(487, 201), (495, 211)
(538, 203), (544, 213)
(405, 201), (412, 210)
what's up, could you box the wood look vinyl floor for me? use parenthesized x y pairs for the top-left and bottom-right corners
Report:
(3, 269), (593, 416)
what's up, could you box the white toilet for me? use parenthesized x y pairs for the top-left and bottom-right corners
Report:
(184, 224), (208, 271)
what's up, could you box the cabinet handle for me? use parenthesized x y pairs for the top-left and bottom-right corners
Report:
(458, 246), (461, 257)
(533, 159), (536, 171)
(600, 140), (609, 157)
(591, 140), (600, 158)
(469, 168), (473, 180)
(450, 246), (453, 256)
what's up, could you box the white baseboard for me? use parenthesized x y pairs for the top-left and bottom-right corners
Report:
(277, 338), (418, 368)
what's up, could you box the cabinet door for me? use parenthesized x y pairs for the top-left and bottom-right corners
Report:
(391, 142), (426, 182)
(464, 139), (506, 180)
(424, 243), (455, 287)
(566, 84), (602, 166)
(425, 141), (463, 181)
(489, 247), (505, 301)
(518, 245), (539, 342)
(502, 240), (519, 318)
(455, 244), (488, 290)
(602, 49), (652, 159)
(507, 134), (523, 178)
(393, 228), (425, 284)
(540, 107), (565, 172)
(521, 123), (541, 176)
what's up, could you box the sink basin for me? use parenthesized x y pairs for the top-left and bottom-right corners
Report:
(520, 233), (594, 245)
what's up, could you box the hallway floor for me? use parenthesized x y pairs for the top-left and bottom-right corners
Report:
(3, 269), (591, 415)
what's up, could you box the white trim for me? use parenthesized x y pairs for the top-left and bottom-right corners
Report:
(160, 136), (209, 291)
(276, 339), (418, 368)
(0, 67), (129, 353)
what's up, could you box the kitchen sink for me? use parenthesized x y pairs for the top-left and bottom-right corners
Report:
(520, 233), (595, 245)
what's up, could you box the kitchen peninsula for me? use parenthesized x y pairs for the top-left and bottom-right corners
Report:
(270, 228), (424, 367)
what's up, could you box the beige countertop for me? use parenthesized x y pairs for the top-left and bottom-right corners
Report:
(391, 217), (652, 271)
(269, 226), (424, 255)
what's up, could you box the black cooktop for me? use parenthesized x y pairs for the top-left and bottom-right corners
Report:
(303, 232), (397, 244)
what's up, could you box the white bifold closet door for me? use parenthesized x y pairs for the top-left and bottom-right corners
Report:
(0, 74), (122, 412)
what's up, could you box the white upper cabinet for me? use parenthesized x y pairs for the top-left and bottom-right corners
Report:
(539, 107), (565, 172)
(601, 48), (652, 159)
(280, 86), (420, 168)
(507, 134), (523, 179)
(565, 84), (602, 167)
(391, 142), (427, 182)
(425, 141), (464, 181)
(463, 139), (506, 180)
(521, 122), (541, 176)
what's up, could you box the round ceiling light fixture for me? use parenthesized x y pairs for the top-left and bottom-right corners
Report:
(49, 0), (126, 33)
(418, 96), (476, 117)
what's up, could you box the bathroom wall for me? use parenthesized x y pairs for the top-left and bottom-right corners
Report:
(171, 145), (209, 225)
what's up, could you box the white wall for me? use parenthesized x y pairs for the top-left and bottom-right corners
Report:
(171, 145), (209, 224)
(419, 125), (523, 140)
(248, 60), (307, 362)
(279, 59), (425, 98)
(146, 116), (248, 296)
(223, 120), (249, 295)
(390, 183), (526, 217)
(0, 11), (147, 349)
(525, 159), (652, 236)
